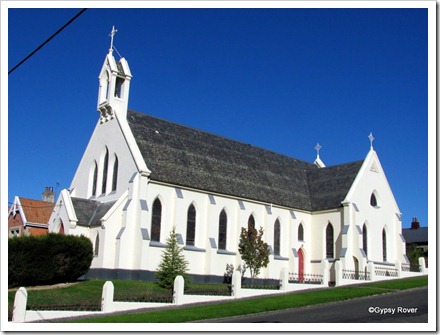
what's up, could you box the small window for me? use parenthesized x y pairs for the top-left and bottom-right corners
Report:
(92, 161), (98, 196)
(370, 193), (378, 207)
(382, 228), (387, 262)
(298, 223), (304, 241)
(362, 224), (368, 257)
(94, 234), (100, 257)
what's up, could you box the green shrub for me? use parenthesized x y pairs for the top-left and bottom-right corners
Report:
(8, 233), (93, 288)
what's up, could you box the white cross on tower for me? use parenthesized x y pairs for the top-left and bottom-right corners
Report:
(109, 26), (117, 53)
(368, 132), (375, 150)
(315, 143), (322, 157)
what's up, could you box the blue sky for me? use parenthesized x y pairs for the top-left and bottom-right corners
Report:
(5, 4), (432, 228)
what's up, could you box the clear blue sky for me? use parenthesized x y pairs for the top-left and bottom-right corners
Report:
(6, 5), (431, 228)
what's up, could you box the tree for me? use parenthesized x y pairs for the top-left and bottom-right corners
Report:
(238, 226), (270, 283)
(156, 226), (191, 290)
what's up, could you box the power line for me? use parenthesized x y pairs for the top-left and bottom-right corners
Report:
(8, 8), (88, 75)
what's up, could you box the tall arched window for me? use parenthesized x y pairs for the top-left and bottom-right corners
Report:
(274, 219), (281, 256)
(92, 161), (98, 196)
(186, 204), (196, 246)
(151, 198), (162, 242)
(111, 155), (118, 192)
(248, 214), (255, 231)
(362, 224), (368, 257)
(298, 223), (304, 241)
(94, 233), (100, 257)
(218, 209), (227, 250)
(101, 148), (109, 194)
(382, 228), (387, 262)
(326, 223), (334, 259)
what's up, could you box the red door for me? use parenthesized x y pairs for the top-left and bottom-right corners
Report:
(298, 249), (304, 283)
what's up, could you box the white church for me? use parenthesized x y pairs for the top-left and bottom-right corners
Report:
(49, 31), (414, 285)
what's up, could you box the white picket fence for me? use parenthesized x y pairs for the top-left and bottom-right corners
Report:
(11, 268), (326, 323)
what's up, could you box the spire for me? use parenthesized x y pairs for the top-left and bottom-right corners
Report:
(368, 132), (375, 150)
(314, 143), (326, 168)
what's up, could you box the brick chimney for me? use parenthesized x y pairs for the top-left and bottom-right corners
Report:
(410, 217), (420, 230)
(42, 186), (55, 203)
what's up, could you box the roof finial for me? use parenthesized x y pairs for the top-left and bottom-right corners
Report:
(109, 26), (117, 53)
(314, 143), (325, 168)
(315, 143), (322, 158)
(368, 132), (375, 150)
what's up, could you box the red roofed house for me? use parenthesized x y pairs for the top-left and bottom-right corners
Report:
(8, 187), (56, 237)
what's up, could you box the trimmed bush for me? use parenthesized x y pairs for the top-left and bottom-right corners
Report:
(8, 233), (93, 288)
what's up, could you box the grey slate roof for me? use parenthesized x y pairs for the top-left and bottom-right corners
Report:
(402, 227), (428, 245)
(127, 110), (364, 211)
(71, 197), (116, 227)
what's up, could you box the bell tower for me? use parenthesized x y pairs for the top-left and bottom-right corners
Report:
(97, 26), (132, 122)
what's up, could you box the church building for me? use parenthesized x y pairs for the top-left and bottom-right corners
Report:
(48, 31), (410, 284)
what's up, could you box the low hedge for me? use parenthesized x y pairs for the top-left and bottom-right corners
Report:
(8, 233), (93, 288)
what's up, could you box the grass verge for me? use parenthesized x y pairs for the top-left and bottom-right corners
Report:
(73, 276), (427, 323)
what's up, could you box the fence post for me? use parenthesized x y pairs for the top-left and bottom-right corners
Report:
(101, 281), (115, 313)
(368, 261), (375, 282)
(418, 257), (427, 274)
(322, 259), (329, 287)
(12, 287), (27, 322)
(334, 260), (342, 286)
(396, 260), (402, 278)
(231, 270), (242, 299)
(173, 275), (185, 305)
(280, 268), (288, 291)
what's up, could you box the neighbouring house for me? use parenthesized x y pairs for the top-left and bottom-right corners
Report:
(8, 187), (55, 237)
(48, 34), (410, 284)
(402, 218), (428, 266)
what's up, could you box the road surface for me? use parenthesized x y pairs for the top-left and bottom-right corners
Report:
(199, 286), (428, 323)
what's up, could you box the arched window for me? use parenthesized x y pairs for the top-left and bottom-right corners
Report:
(362, 224), (368, 257)
(218, 209), (227, 250)
(248, 214), (255, 231)
(111, 155), (118, 192)
(274, 219), (281, 256)
(186, 204), (196, 246)
(151, 198), (162, 242)
(370, 192), (378, 207)
(298, 223), (304, 241)
(92, 161), (98, 196)
(326, 223), (334, 259)
(101, 148), (109, 194)
(94, 234), (100, 257)
(382, 228), (387, 262)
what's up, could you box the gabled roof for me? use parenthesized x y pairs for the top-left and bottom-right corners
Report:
(9, 197), (54, 226)
(402, 227), (428, 244)
(71, 198), (116, 227)
(127, 110), (363, 211)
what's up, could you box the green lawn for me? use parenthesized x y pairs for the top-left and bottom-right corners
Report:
(75, 276), (427, 323)
(8, 276), (427, 323)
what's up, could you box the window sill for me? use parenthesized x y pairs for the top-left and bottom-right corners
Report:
(217, 249), (236, 256)
(274, 255), (289, 261)
(149, 241), (167, 248)
(184, 245), (206, 253)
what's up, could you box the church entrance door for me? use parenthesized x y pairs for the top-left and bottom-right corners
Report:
(298, 249), (304, 283)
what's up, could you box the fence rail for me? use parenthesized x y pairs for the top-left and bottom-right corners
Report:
(401, 264), (421, 273)
(288, 273), (323, 285)
(374, 266), (398, 277)
(342, 269), (371, 281)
